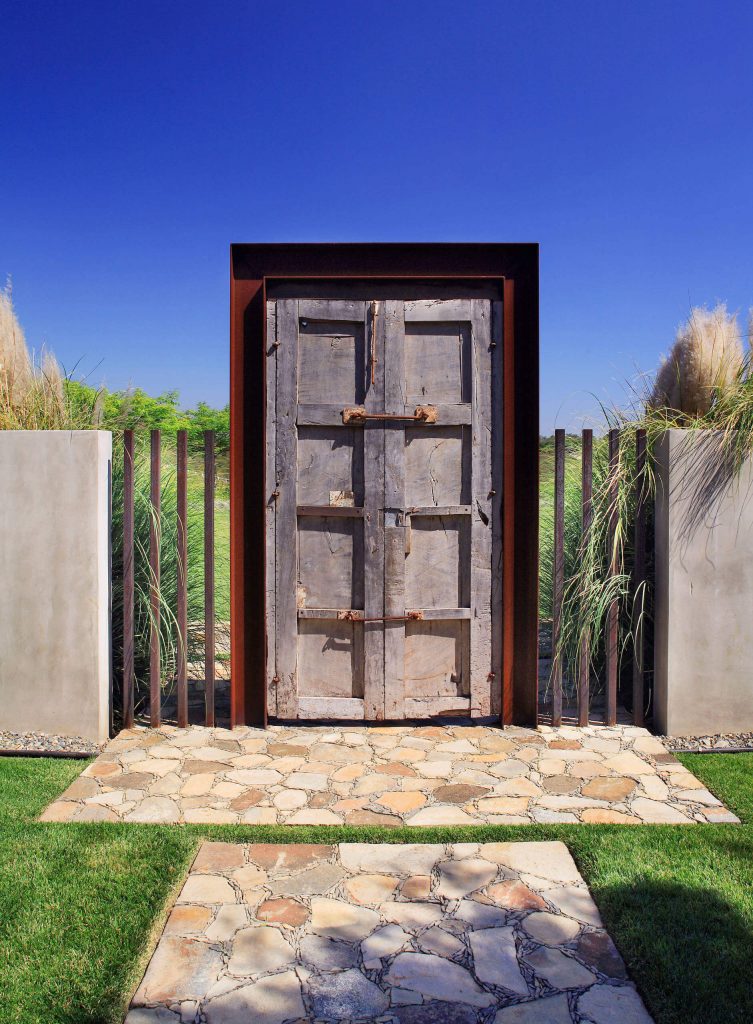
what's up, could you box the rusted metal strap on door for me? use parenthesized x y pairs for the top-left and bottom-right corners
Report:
(551, 429), (565, 727)
(605, 428), (620, 726)
(122, 430), (135, 729)
(578, 429), (593, 727)
(632, 428), (647, 727)
(341, 405), (438, 424)
(176, 429), (188, 728)
(204, 430), (216, 728)
(337, 610), (424, 623)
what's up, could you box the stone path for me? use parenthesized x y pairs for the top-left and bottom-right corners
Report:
(41, 723), (737, 825)
(125, 840), (653, 1024)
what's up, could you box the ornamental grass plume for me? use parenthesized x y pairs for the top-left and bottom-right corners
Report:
(649, 304), (743, 417)
(0, 281), (98, 429)
(0, 281), (33, 411)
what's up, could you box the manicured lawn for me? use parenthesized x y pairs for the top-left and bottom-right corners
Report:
(1, 752), (752, 1023)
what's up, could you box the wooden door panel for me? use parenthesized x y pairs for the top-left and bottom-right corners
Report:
(404, 322), (471, 405)
(405, 426), (470, 507)
(404, 620), (469, 697)
(404, 516), (468, 609)
(297, 517), (364, 610)
(298, 619), (364, 698)
(296, 427), (364, 506)
(297, 318), (366, 406)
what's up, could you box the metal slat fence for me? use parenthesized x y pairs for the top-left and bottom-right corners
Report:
(547, 428), (648, 727)
(119, 429), (219, 728)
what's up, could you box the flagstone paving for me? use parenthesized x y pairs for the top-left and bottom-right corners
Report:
(41, 722), (737, 826)
(124, 840), (654, 1024)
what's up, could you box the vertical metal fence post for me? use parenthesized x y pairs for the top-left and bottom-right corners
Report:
(578, 429), (593, 727)
(149, 429), (161, 728)
(632, 428), (647, 726)
(204, 431), (216, 728)
(605, 428), (620, 725)
(551, 429), (565, 727)
(122, 430), (135, 729)
(176, 430), (188, 728)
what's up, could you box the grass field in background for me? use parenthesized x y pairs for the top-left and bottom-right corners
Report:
(1, 753), (752, 1023)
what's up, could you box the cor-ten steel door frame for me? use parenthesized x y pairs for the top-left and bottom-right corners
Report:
(230, 243), (539, 729)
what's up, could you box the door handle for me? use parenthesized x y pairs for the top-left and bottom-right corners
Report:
(342, 405), (438, 424)
(337, 610), (424, 623)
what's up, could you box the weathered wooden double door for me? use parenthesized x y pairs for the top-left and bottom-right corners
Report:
(266, 289), (502, 720)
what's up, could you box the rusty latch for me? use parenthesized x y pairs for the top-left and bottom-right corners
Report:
(342, 406), (438, 425)
(337, 610), (424, 623)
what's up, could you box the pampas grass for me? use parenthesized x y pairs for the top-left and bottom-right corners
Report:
(650, 304), (743, 417)
(0, 282), (100, 429)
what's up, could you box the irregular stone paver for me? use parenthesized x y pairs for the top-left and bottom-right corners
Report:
(42, 722), (735, 825)
(125, 841), (654, 1023)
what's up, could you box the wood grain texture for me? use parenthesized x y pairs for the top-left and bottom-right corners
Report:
(405, 427), (468, 507)
(265, 301), (277, 714)
(469, 298), (494, 717)
(490, 299), (504, 718)
(298, 319), (365, 406)
(383, 300), (406, 719)
(405, 619), (469, 698)
(297, 696), (365, 720)
(298, 619), (364, 698)
(363, 300), (385, 718)
(274, 299), (299, 718)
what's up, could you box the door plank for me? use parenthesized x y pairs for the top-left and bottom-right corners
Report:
(297, 697), (365, 720)
(383, 300), (407, 720)
(363, 301), (386, 718)
(274, 299), (300, 718)
(490, 299), (504, 718)
(265, 300), (278, 714)
(470, 298), (495, 717)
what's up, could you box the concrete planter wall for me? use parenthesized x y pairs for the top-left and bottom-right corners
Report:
(0, 431), (112, 742)
(654, 428), (753, 736)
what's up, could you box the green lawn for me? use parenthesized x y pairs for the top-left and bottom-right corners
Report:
(1, 753), (752, 1023)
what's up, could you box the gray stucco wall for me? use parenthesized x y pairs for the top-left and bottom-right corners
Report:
(654, 429), (753, 736)
(0, 431), (111, 742)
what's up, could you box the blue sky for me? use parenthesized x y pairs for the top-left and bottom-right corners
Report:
(2, 1), (751, 432)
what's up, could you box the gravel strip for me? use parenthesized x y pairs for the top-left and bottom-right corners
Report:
(0, 730), (103, 755)
(663, 733), (753, 753)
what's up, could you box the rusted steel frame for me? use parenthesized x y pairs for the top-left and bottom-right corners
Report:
(230, 245), (538, 728)
(551, 429), (565, 727)
(578, 429), (593, 727)
(176, 429), (188, 728)
(632, 428), (647, 726)
(337, 610), (424, 623)
(342, 405), (437, 424)
(370, 300), (378, 386)
(149, 429), (161, 728)
(605, 428), (620, 726)
(204, 430), (216, 728)
(122, 430), (135, 729)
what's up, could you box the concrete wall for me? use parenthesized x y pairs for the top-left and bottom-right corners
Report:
(654, 429), (753, 735)
(0, 431), (111, 742)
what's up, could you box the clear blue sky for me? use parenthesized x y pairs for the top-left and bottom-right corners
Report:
(2, 1), (751, 432)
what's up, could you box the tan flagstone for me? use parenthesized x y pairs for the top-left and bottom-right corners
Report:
(376, 791), (426, 813)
